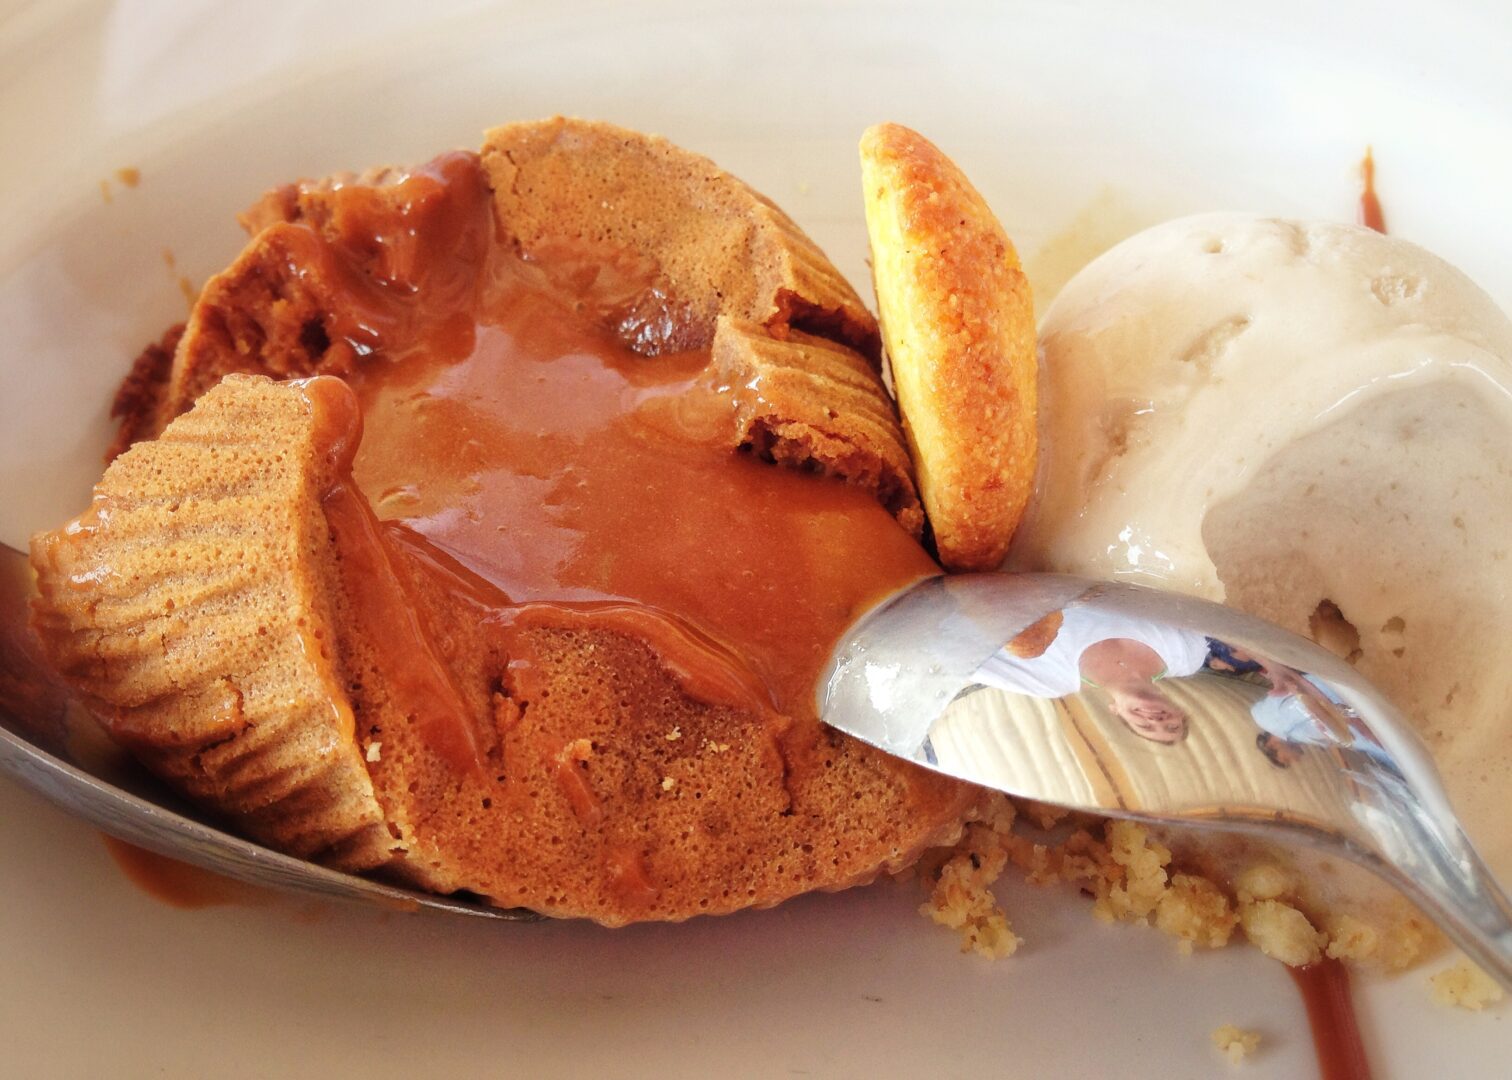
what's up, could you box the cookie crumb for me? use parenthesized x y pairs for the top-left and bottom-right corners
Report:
(1211, 1025), (1260, 1064)
(1238, 898), (1324, 967)
(918, 798), (1020, 958)
(1234, 863), (1292, 903)
(364, 742), (382, 763)
(660, 776), (676, 792)
(1429, 959), (1504, 1011)
(664, 726), (681, 741)
(918, 799), (1424, 968)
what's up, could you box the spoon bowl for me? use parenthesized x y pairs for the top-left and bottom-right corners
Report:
(822, 572), (1512, 988)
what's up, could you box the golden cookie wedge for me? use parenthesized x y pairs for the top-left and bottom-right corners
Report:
(860, 122), (1036, 571)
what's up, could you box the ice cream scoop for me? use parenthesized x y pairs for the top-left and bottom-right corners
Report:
(1003, 214), (1512, 943)
(1011, 213), (1512, 895)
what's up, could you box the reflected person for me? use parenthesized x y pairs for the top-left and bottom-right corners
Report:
(1250, 663), (1400, 775)
(972, 604), (1210, 743)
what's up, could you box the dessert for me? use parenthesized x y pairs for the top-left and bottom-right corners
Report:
(1009, 212), (1512, 965)
(20, 110), (1505, 998)
(32, 119), (981, 924)
(860, 123), (1037, 572)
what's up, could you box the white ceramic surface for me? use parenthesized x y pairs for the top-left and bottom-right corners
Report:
(2, 2), (1509, 1076)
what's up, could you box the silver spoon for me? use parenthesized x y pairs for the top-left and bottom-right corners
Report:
(0, 542), (534, 921)
(823, 572), (1512, 988)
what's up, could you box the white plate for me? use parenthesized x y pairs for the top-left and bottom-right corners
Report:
(2, 2), (1509, 1076)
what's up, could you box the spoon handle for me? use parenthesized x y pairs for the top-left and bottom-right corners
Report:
(1331, 672), (1512, 989)
(0, 720), (535, 919)
(1369, 807), (1512, 990)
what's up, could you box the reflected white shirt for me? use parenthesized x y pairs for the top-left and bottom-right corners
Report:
(972, 604), (1210, 699)
(1250, 675), (1349, 743)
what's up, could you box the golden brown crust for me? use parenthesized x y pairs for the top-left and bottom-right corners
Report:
(860, 122), (1037, 571)
(31, 375), (397, 870)
(482, 117), (880, 359)
(711, 316), (924, 537)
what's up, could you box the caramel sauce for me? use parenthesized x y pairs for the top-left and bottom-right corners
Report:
(1358, 148), (1386, 234)
(101, 836), (264, 909)
(289, 151), (934, 764)
(604, 846), (661, 906)
(553, 740), (605, 826)
(1288, 959), (1373, 1080)
(301, 378), (484, 774)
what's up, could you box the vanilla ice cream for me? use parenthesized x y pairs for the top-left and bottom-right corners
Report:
(1011, 213), (1512, 892)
